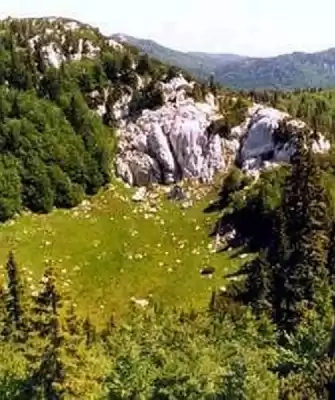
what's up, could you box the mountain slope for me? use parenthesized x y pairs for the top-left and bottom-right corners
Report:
(114, 34), (335, 90)
(215, 48), (335, 90)
(0, 16), (247, 320)
(112, 33), (246, 80)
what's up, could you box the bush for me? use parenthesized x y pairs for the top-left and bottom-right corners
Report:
(0, 155), (22, 221)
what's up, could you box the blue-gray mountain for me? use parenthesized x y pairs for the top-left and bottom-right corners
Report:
(111, 34), (246, 81)
(113, 34), (335, 90)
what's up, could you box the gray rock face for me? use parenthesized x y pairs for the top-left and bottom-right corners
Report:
(115, 79), (330, 186)
(115, 77), (234, 186)
(236, 105), (330, 177)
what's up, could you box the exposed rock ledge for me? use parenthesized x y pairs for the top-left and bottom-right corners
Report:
(115, 77), (330, 186)
(235, 105), (330, 178)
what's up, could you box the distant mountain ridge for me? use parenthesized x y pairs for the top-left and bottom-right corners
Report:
(112, 34), (335, 90)
(215, 47), (335, 90)
(111, 33), (247, 80)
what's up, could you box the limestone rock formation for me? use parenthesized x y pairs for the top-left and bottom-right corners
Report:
(235, 105), (330, 177)
(115, 78), (330, 186)
(115, 76), (235, 186)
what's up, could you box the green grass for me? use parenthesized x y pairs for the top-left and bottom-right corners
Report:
(0, 179), (243, 325)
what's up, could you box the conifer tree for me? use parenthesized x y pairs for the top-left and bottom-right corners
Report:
(137, 53), (152, 76)
(3, 251), (27, 339)
(244, 251), (272, 314)
(34, 40), (47, 74)
(83, 316), (96, 347)
(275, 131), (333, 331)
(24, 267), (65, 399)
(327, 222), (335, 288)
(24, 267), (91, 399)
(241, 128), (334, 333)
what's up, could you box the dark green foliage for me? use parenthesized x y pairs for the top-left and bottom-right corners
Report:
(0, 155), (22, 221)
(21, 156), (54, 213)
(272, 133), (333, 332)
(136, 53), (152, 75)
(0, 65), (110, 219)
(31, 267), (62, 338)
(217, 167), (287, 251)
(214, 49), (335, 90)
(0, 253), (333, 398)
(232, 130), (334, 334)
(1, 16), (335, 399)
(3, 252), (28, 341)
(129, 82), (164, 116)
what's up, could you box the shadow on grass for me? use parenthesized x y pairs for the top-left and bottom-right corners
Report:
(203, 192), (265, 260)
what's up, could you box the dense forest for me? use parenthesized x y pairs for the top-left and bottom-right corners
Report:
(3, 16), (335, 399)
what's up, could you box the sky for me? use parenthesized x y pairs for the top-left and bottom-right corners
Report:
(1, 0), (335, 57)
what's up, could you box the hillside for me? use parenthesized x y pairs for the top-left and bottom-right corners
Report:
(112, 33), (246, 81)
(114, 34), (335, 90)
(0, 15), (331, 320)
(215, 48), (335, 90)
(0, 16), (250, 320)
(2, 15), (335, 399)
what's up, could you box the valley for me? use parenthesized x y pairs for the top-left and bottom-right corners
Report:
(0, 13), (335, 399)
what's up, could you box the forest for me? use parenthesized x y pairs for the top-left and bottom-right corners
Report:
(2, 16), (335, 399)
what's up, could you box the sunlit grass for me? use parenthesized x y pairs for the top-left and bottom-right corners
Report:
(0, 178), (242, 325)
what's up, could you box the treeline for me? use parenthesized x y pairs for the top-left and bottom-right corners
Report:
(248, 88), (335, 138)
(211, 127), (335, 398)
(1, 249), (334, 399)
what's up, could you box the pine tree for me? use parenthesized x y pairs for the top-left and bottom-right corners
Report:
(244, 251), (272, 314)
(137, 53), (152, 76)
(208, 74), (218, 96)
(24, 267), (66, 399)
(34, 40), (47, 74)
(241, 128), (334, 333)
(83, 316), (96, 347)
(274, 132), (333, 332)
(3, 251), (27, 339)
(23, 267), (91, 399)
(0, 274), (7, 335)
(31, 267), (61, 337)
(327, 222), (335, 288)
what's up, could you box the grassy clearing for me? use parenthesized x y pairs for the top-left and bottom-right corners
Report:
(0, 178), (244, 325)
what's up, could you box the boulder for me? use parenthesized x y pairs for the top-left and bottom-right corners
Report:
(237, 105), (330, 174)
(167, 185), (186, 202)
(132, 187), (147, 202)
(130, 297), (149, 308)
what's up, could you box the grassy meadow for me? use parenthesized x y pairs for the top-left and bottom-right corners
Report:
(0, 178), (244, 325)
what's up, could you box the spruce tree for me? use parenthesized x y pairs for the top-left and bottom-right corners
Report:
(24, 267), (89, 399)
(3, 251), (27, 339)
(244, 251), (272, 314)
(275, 131), (333, 332)
(24, 267), (65, 399)
(241, 128), (334, 333)
(83, 316), (96, 347)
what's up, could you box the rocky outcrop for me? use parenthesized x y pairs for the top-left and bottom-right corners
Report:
(115, 78), (330, 186)
(235, 105), (330, 177)
(115, 77), (236, 186)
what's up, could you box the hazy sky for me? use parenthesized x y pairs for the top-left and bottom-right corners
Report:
(1, 0), (335, 57)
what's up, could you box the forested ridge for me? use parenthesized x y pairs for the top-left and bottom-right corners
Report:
(3, 16), (335, 399)
(0, 16), (196, 222)
(116, 34), (335, 90)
